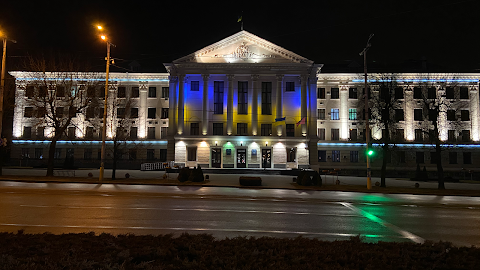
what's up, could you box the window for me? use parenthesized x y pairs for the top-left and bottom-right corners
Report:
(287, 148), (296, 162)
(130, 127), (138, 139)
(349, 88), (357, 99)
(86, 107), (95, 118)
(445, 130), (455, 142)
(318, 150), (326, 162)
(147, 149), (155, 160)
(332, 150), (340, 162)
(132, 86), (139, 98)
(318, 128), (325, 140)
(318, 88), (325, 99)
(117, 86), (126, 98)
(380, 87), (390, 101)
(350, 151), (359, 163)
(399, 151), (406, 163)
(331, 88), (339, 99)
(348, 108), (357, 120)
(36, 127), (45, 139)
(461, 110), (470, 121)
(56, 107), (64, 118)
(330, 108), (339, 120)
(35, 148), (43, 159)
(162, 87), (169, 98)
(463, 152), (472, 164)
(148, 108), (156, 119)
(148, 87), (156, 98)
(429, 109), (437, 121)
(56, 86), (65, 97)
(414, 109), (423, 121)
(116, 108), (125, 119)
(160, 149), (167, 162)
(54, 148), (62, 159)
(21, 148), (30, 159)
(68, 127), (76, 139)
(161, 127), (167, 139)
(214, 81), (224, 114)
(416, 152), (424, 164)
(23, 126), (32, 139)
(446, 87), (454, 99)
(191, 81), (199, 91)
(285, 82), (295, 92)
(447, 110), (456, 121)
(286, 124), (294, 137)
(460, 87), (469, 99)
(87, 86), (96, 98)
(116, 128), (126, 140)
(86, 127), (93, 139)
(415, 129), (423, 142)
(190, 123), (199, 135)
(331, 129), (339, 141)
(414, 87), (422, 99)
(395, 87), (404, 99)
(26, 85), (34, 98)
(261, 124), (272, 136)
(147, 127), (155, 139)
(37, 106), (46, 118)
(187, 147), (197, 161)
(395, 129), (404, 141)
(395, 109), (404, 122)
(238, 81), (248, 115)
(318, 109), (325, 120)
(129, 149), (137, 160)
(462, 130), (470, 142)
(130, 108), (138, 118)
(237, 123), (248, 135)
(39, 86), (47, 98)
(213, 123), (223, 135)
(84, 149), (92, 160)
(261, 82), (272, 115)
(161, 108), (169, 119)
(427, 87), (436, 99)
(24, 107), (34, 118)
(349, 129), (357, 141)
(449, 152), (457, 164)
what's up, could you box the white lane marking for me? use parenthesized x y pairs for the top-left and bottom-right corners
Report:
(19, 205), (357, 217)
(0, 223), (406, 239)
(341, 202), (425, 244)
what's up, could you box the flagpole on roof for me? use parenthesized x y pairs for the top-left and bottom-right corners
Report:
(238, 12), (243, 31)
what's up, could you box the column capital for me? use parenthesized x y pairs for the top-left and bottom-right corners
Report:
(227, 74), (235, 81)
(251, 74), (260, 81)
(300, 74), (309, 82)
(276, 74), (284, 81)
(168, 76), (178, 83)
(202, 74), (210, 81)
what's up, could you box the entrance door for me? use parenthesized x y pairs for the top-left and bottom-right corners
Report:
(237, 149), (246, 168)
(262, 149), (271, 168)
(211, 148), (221, 168)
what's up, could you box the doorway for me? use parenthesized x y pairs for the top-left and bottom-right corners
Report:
(211, 148), (221, 168)
(262, 149), (271, 168)
(237, 149), (246, 168)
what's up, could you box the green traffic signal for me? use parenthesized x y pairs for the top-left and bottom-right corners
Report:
(367, 149), (375, 156)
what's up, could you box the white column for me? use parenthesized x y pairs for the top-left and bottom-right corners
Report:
(276, 74), (284, 136)
(167, 76), (178, 136)
(202, 74), (209, 135)
(301, 75), (307, 136)
(405, 87), (414, 141)
(139, 83), (148, 138)
(470, 87), (479, 141)
(227, 74), (234, 135)
(251, 74), (259, 135)
(340, 86), (348, 140)
(177, 75), (185, 135)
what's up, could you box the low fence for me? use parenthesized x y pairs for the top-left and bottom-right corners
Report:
(140, 161), (175, 171)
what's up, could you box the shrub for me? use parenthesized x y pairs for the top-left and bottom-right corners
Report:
(297, 170), (322, 186)
(177, 167), (191, 182)
(188, 166), (205, 182)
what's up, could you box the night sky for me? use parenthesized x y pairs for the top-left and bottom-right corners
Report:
(1, 0), (479, 73)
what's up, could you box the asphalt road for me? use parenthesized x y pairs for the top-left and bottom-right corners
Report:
(0, 181), (479, 246)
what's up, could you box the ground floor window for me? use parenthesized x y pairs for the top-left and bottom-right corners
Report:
(160, 149), (167, 162)
(350, 151), (358, 163)
(332, 150), (340, 162)
(147, 149), (155, 160)
(318, 150), (326, 162)
(84, 149), (92, 160)
(35, 148), (43, 159)
(449, 152), (457, 164)
(416, 152), (424, 164)
(187, 147), (197, 161)
(287, 148), (296, 162)
(463, 152), (472, 164)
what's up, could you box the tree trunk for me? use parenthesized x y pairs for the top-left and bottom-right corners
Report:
(436, 142), (445, 190)
(46, 140), (57, 176)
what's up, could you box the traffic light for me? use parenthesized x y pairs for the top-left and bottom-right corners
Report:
(367, 149), (375, 156)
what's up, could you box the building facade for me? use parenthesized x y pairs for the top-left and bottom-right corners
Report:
(8, 31), (480, 175)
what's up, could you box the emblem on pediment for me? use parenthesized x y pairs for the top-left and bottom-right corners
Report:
(213, 42), (275, 61)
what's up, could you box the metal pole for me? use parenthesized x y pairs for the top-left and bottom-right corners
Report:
(360, 34), (373, 190)
(99, 42), (111, 182)
(0, 38), (6, 176)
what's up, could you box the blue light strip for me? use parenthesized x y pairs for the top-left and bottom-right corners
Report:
(317, 142), (480, 149)
(12, 140), (168, 145)
(17, 78), (169, 82)
(351, 79), (479, 83)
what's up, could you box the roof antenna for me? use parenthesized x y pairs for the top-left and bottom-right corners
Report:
(237, 12), (243, 31)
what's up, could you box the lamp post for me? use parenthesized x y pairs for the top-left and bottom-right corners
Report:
(359, 34), (374, 190)
(0, 30), (16, 176)
(97, 26), (114, 182)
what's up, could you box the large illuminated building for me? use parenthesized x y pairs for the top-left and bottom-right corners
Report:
(8, 31), (480, 174)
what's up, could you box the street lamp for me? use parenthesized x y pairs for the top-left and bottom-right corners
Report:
(0, 30), (16, 176)
(97, 25), (115, 182)
(359, 33), (374, 190)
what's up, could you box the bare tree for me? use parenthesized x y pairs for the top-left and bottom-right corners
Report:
(19, 55), (102, 176)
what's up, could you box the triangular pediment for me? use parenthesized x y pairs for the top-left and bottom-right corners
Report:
(173, 31), (313, 65)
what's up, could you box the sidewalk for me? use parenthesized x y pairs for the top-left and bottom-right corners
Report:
(1, 168), (480, 195)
